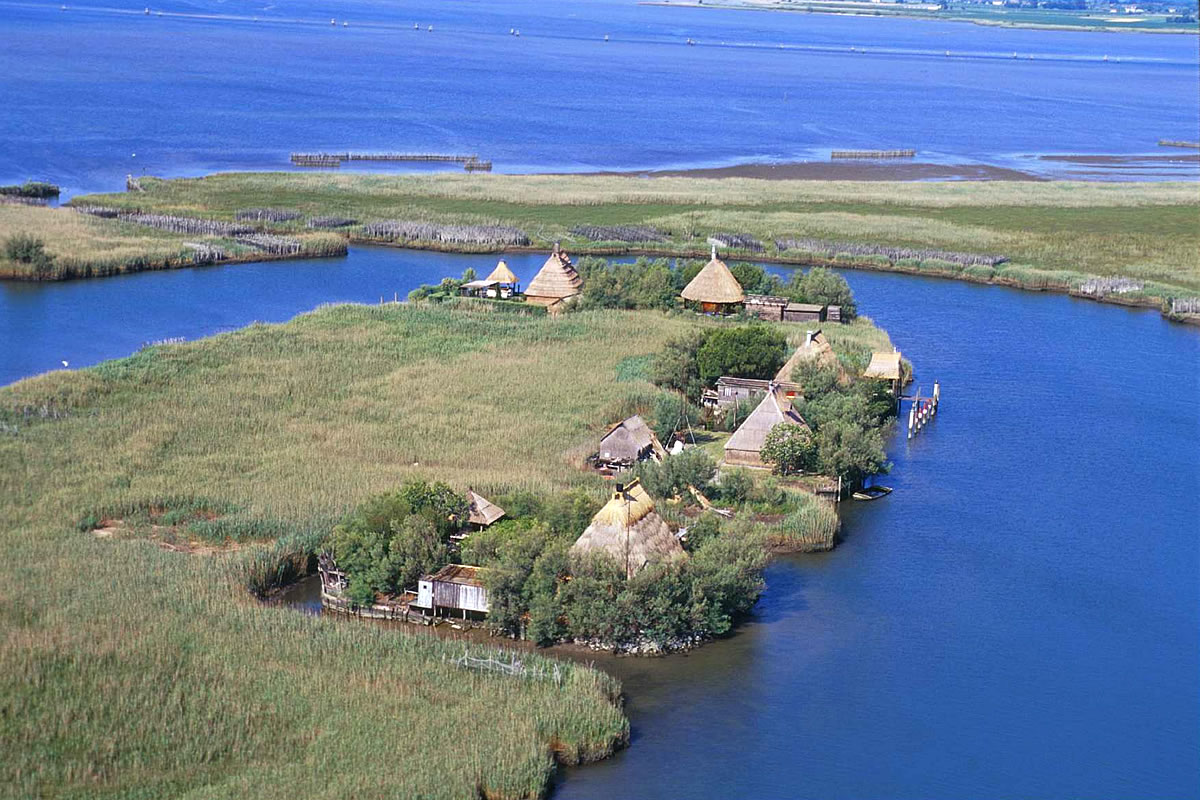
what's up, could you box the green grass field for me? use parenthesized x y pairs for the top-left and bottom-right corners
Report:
(0, 303), (893, 798)
(67, 173), (1200, 294)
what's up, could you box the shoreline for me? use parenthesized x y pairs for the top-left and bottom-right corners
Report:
(637, 0), (1200, 35)
(3, 233), (1194, 324)
(582, 160), (1046, 182)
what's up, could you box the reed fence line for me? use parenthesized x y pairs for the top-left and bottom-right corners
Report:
(122, 214), (256, 236)
(183, 242), (228, 264)
(235, 234), (304, 255)
(361, 220), (530, 246)
(831, 149), (915, 158)
(1077, 277), (1144, 296)
(569, 224), (668, 243)
(1158, 139), (1200, 149)
(444, 647), (564, 685)
(235, 208), (302, 223)
(307, 216), (357, 229)
(774, 237), (1007, 267)
(708, 232), (764, 251)
(1170, 297), (1200, 315)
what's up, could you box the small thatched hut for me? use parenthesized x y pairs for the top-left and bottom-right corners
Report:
(466, 489), (505, 529)
(723, 385), (810, 469)
(776, 329), (839, 384)
(681, 245), (745, 313)
(863, 350), (903, 394)
(525, 244), (582, 310)
(596, 415), (667, 470)
(485, 260), (520, 296)
(571, 479), (685, 578)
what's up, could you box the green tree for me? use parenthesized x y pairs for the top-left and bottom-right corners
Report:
(695, 325), (787, 386)
(814, 420), (889, 485)
(790, 359), (840, 396)
(3, 232), (54, 277)
(786, 267), (857, 319)
(760, 423), (817, 475)
(651, 330), (709, 402)
(632, 448), (716, 500)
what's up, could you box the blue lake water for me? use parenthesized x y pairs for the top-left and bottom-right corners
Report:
(2, 248), (1198, 798)
(1, 0), (1198, 196)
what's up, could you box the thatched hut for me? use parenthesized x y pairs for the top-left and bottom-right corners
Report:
(466, 489), (505, 529)
(723, 385), (809, 469)
(776, 329), (839, 384)
(571, 479), (685, 578)
(681, 245), (745, 313)
(596, 415), (667, 470)
(525, 244), (582, 310)
(863, 350), (903, 394)
(485, 260), (520, 296)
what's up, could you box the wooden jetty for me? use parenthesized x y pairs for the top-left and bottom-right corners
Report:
(907, 381), (940, 440)
(290, 152), (489, 171)
(831, 149), (916, 159)
(1158, 139), (1200, 149)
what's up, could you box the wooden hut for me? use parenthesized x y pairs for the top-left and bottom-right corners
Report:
(466, 489), (505, 529)
(681, 245), (745, 314)
(596, 415), (667, 471)
(826, 305), (843, 323)
(783, 302), (826, 323)
(485, 260), (520, 296)
(723, 385), (810, 469)
(745, 294), (788, 321)
(570, 479), (685, 578)
(712, 376), (802, 408)
(524, 244), (582, 310)
(863, 350), (903, 394)
(413, 564), (489, 619)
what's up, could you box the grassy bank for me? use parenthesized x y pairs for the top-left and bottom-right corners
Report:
(0, 203), (346, 280)
(2, 303), (895, 797)
(63, 172), (1200, 310)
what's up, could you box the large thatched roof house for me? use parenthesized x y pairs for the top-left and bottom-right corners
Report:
(723, 385), (810, 469)
(525, 245), (582, 309)
(681, 245), (745, 313)
(596, 415), (667, 470)
(570, 479), (685, 578)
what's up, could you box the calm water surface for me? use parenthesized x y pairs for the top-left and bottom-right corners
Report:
(1, 0), (1198, 195)
(3, 249), (1197, 798)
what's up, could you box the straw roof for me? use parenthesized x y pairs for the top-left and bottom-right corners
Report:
(466, 490), (505, 527)
(485, 260), (518, 284)
(863, 351), (902, 381)
(776, 329), (838, 382)
(525, 246), (582, 299)
(681, 246), (745, 305)
(571, 479), (685, 578)
(598, 415), (667, 464)
(724, 386), (809, 459)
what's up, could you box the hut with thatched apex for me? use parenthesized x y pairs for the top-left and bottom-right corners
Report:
(723, 384), (810, 469)
(485, 260), (520, 295)
(571, 479), (685, 578)
(863, 350), (903, 394)
(524, 244), (582, 310)
(595, 415), (667, 471)
(776, 329), (839, 384)
(466, 489), (505, 529)
(681, 245), (745, 313)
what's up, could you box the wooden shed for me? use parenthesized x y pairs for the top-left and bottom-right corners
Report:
(596, 415), (667, 470)
(571, 479), (685, 578)
(783, 302), (826, 323)
(681, 245), (745, 314)
(744, 294), (788, 322)
(713, 376), (802, 408)
(723, 385), (810, 469)
(525, 244), (582, 310)
(414, 564), (489, 619)
(826, 305), (843, 323)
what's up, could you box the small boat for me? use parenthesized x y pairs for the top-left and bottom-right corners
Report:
(852, 486), (893, 501)
(604, 33), (609, 41)
(414, 22), (419, 29)
(330, 18), (336, 25)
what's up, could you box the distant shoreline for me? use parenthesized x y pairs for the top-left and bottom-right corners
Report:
(581, 161), (1044, 181)
(638, 0), (1200, 35)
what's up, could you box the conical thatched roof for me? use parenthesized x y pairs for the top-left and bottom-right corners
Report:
(525, 246), (582, 299)
(466, 489), (505, 527)
(681, 246), (745, 305)
(571, 479), (684, 578)
(776, 329), (838, 383)
(724, 385), (809, 466)
(485, 260), (518, 285)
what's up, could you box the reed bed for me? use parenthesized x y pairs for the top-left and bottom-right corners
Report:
(361, 220), (530, 246)
(307, 215), (358, 229)
(5, 305), (748, 797)
(775, 236), (1006, 266)
(569, 224), (668, 243)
